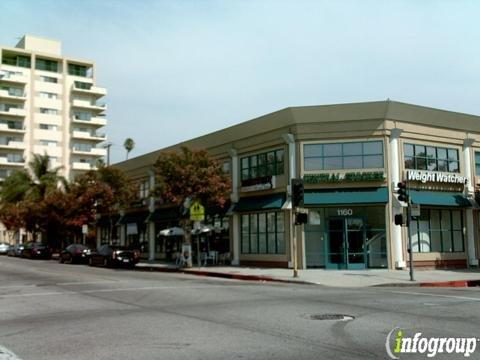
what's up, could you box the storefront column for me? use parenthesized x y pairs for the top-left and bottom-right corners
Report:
(282, 133), (298, 268)
(148, 169), (156, 262)
(96, 229), (101, 249)
(229, 148), (240, 265)
(148, 221), (156, 262)
(463, 138), (478, 266)
(119, 225), (126, 246)
(231, 214), (240, 265)
(390, 128), (406, 268)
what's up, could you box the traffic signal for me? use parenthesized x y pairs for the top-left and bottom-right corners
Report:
(295, 212), (308, 225)
(394, 214), (404, 226)
(291, 178), (304, 207)
(397, 181), (409, 203)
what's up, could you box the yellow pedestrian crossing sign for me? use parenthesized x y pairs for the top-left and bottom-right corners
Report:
(190, 201), (205, 221)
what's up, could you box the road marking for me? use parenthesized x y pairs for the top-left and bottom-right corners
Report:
(389, 290), (480, 302)
(55, 281), (118, 286)
(0, 285), (231, 299)
(0, 345), (22, 360)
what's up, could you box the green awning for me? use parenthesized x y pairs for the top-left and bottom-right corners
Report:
(233, 193), (286, 212)
(410, 190), (471, 207)
(117, 211), (149, 225)
(145, 208), (179, 223)
(304, 187), (388, 205)
(97, 215), (120, 227)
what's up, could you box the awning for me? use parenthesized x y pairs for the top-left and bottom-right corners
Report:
(117, 211), (149, 225)
(145, 208), (179, 223)
(410, 190), (471, 207)
(233, 193), (286, 212)
(304, 187), (388, 205)
(96, 215), (120, 227)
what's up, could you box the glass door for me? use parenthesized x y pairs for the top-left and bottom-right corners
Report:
(326, 217), (366, 269)
(326, 219), (346, 269)
(346, 218), (366, 269)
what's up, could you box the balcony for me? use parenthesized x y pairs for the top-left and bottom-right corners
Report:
(71, 99), (107, 112)
(72, 162), (96, 171)
(0, 124), (25, 133)
(0, 107), (26, 117)
(0, 89), (26, 101)
(0, 141), (25, 150)
(0, 157), (25, 166)
(0, 170), (12, 181)
(72, 130), (106, 141)
(72, 116), (107, 127)
(72, 84), (107, 98)
(0, 71), (28, 85)
(72, 147), (107, 156)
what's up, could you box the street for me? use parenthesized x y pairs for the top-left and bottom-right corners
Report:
(0, 257), (479, 360)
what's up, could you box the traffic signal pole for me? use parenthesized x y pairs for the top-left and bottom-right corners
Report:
(407, 181), (414, 282)
(292, 207), (299, 278)
(396, 180), (414, 281)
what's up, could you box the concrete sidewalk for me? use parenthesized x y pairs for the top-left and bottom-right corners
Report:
(135, 261), (480, 287)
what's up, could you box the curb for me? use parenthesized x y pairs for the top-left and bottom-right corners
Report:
(135, 264), (313, 285)
(135, 264), (480, 288)
(420, 279), (480, 288)
(183, 269), (314, 285)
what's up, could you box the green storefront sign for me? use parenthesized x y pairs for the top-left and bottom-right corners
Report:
(304, 171), (385, 184)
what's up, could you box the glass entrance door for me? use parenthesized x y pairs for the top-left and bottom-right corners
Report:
(326, 217), (366, 269)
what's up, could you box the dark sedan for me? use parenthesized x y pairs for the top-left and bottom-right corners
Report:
(88, 245), (140, 268)
(23, 242), (52, 259)
(59, 244), (91, 264)
(7, 244), (24, 257)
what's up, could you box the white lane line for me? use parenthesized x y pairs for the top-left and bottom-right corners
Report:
(55, 281), (118, 286)
(0, 345), (22, 360)
(389, 290), (480, 302)
(0, 285), (229, 299)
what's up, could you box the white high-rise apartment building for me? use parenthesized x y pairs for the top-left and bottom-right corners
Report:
(0, 35), (107, 181)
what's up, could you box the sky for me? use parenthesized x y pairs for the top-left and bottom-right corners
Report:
(1, 0), (479, 164)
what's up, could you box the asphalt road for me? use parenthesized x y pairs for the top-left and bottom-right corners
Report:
(0, 256), (479, 360)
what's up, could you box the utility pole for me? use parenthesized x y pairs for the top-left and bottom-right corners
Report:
(104, 142), (113, 166)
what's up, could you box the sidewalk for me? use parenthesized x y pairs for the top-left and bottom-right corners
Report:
(135, 261), (480, 287)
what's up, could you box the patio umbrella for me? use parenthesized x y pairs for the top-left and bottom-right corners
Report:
(157, 227), (185, 237)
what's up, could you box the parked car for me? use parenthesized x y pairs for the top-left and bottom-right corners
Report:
(59, 244), (91, 264)
(88, 245), (140, 268)
(23, 242), (52, 259)
(7, 244), (24, 257)
(0, 243), (10, 255)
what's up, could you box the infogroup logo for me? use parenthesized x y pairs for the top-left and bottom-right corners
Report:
(385, 328), (478, 359)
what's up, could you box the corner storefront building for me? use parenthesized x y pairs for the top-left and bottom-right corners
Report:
(100, 100), (480, 270)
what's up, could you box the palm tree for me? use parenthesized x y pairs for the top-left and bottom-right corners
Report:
(0, 153), (66, 244)
(0, 153), (64, 204)
(124, 138), (135, 160)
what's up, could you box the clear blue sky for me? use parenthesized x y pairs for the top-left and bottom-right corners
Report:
(1, 0), (479, 164)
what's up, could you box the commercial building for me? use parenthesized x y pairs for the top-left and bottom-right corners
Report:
(0, 35), (107, 182)
(106, 100), (480, 270)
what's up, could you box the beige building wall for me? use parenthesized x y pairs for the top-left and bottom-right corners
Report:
(0, 35), (108, 243)
(113, 101), (480, 270)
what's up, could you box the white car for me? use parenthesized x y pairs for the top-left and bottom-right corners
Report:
(0, 243), (10, 255)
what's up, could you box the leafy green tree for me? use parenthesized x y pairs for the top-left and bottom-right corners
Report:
(0, 154), (66, 244)
(154, 147), (231, 266)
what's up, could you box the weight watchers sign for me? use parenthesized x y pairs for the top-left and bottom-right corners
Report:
(406, 170), (468, 185)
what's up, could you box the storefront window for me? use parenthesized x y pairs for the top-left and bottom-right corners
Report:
(410, 209), (464, 253)
(241, 211), (285, 254)
(305, 206), (387, 268)
(475, 152), (480, 176)
(304, 140), (384, 171)
(404, 143), (459, 173)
